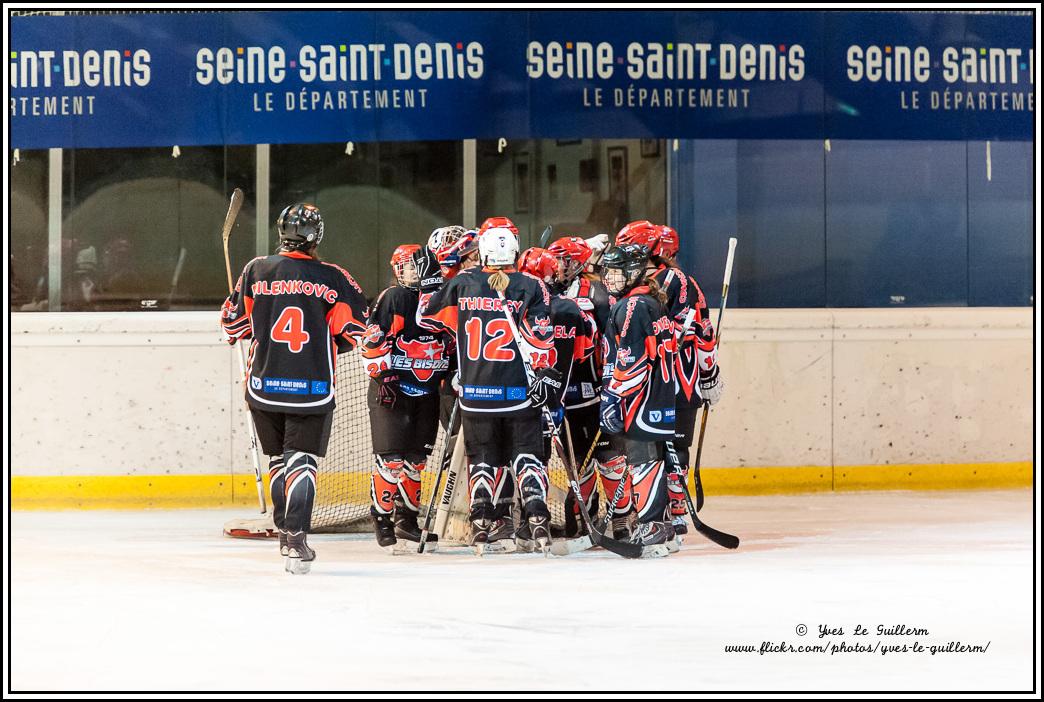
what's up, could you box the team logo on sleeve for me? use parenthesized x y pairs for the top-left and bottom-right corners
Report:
(394, 338), (448, 381)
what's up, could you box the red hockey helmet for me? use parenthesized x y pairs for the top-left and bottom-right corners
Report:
(547, 236), (593, 281)
(655, 225), (679, 258)
(390, 244), (421, 287)
(518, 247), (559, 283)
(615, 220), (660, 250)
(479, 216), (519, 238)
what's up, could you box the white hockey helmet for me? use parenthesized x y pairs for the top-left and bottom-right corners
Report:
(478, 227), (520, 267)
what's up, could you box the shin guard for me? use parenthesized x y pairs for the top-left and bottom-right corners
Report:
(514, 453), (550, 519)
(370, 455), (404, 516)
(283, 450), (318, 534)
(268, 456), (286, 531)
(596, 455), (632, 515)
(630, 460), (668, 525)
(397, 459), (424, 513)
(468, 462), (496, 521)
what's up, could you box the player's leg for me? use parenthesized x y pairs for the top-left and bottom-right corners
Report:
(366, 383), (413, 549)
(668, 403), (700, 535)
(625, 438), (671, 551)
(391, 393), (439, 547)
(280, 411), (333, 574)
(511, 409), (552, 549)
(461, 413), (502, 547)
(250, 408), (290, 556)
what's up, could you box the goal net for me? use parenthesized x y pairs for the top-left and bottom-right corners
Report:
(226, 351), (573, 541)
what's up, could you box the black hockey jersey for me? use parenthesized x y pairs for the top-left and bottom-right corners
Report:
(602, 286), (677, 441)
(420, 268), (554, 416)
(360, 285), (452, 396)
(651, 264), (714, 409)
(221, 251), (368, 414)
(546, 292), (597, 412)
(563, 276), (612, 409)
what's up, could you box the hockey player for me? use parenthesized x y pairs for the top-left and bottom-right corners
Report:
(221, 203), (368, 573)
(420, 227), (558, 553)
(598, 243), (678, 554)
(360, 244), (452, 552)
(516, 246), (597, 545)
(546, 236), (632, 539)
(478, 216), (519, 238)
(615, 221), (723, 534)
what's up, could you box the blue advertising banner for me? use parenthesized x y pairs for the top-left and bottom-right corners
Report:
(10, 10), (1033, 148)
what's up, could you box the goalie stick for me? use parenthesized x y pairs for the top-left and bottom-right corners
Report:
(220, 188), (266, 515)
(494, 290), (654, 559)
(418, 399), (459, 553)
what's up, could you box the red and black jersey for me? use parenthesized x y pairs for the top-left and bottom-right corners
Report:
(220, 251), (368, 414)
(546, 293), (597, 413)
(420, 268), (554, 417)
(602, 286), (677, 441)
(563, 277), (612, 409)
(360, 285), (452, 396)
(651, 264), (713, 409)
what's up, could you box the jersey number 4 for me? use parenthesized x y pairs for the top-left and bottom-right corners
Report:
(272, 307), (310, 353)
(464, 317), (516, 362)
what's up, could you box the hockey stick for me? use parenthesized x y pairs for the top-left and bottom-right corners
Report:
(538, 224), (553, 248)
(418, 399), (459, 552)
(665, 440), (738, 549)
(220, 188), (266, 514)
(494, 289), (646, 559)
(689, 236), (738, 512)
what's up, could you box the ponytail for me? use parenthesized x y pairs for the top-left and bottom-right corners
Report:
(488, 268), (510, 292)
(645, 276), (668, 307)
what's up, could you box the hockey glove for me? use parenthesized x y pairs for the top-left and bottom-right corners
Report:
(599, 393), (624, 435)
(698, 365), (724, 407)
(413, 245), (444, 292)
(528, 367), (563, 408)
(374, 370), (400, 408)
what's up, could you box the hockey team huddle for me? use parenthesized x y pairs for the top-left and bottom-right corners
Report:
(221, 205), (724, 573)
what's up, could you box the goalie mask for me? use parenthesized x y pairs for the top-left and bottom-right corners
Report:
(390, 244), (421, 288)
(277, 203), (324, 251)
(478, 227), (520, 267)
(600, 244), (650, 296)
(427, 225), (467, 263)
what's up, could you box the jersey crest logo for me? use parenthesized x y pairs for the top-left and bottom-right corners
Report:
(250, 376), (262, 390)
(396, 338), (446, 381)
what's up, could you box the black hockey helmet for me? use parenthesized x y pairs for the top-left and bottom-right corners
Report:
(600, 244), (650, 295)
(277, 203), (324, 251)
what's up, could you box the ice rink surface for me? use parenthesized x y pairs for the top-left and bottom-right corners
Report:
(9, 489), (1036, 693)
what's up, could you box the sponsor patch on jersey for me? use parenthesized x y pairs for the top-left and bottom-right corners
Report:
(399, 381), (431, 397)
(462, 385), (505, 401)
(261, 378), (328, 395)
(506, 386), (527, 401)
(581, 382), (595, 398)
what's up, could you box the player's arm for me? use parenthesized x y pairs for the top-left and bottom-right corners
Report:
(518, 278), (555, 370)
(359, 288), (406, 377)
(418, 274), (459, 338)
(688, 273), (723, 405)
(220, 264), (253, 344)
(323, 262), (369, 352)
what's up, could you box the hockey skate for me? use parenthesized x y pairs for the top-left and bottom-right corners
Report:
(611, 512), (633, 542)
(284, 532), (316, 574)
(629, 521), (671, 559)
(370, 513), (398, 554)
(527, 515), (551, 556)
(470, 518), (491, 556)
(393, 504), (438, 553)
(484, 517), (518, 554)
(514, 516), (536, 553)
(279, 530), (289, 557)
(663, 520), (681, 554)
